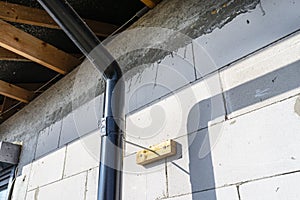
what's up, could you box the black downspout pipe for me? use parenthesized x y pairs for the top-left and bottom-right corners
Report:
(37, 0), (124, 199)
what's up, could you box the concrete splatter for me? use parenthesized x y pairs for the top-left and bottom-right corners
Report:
(294, 96), (300, 117)
(34, 187), (39, 200)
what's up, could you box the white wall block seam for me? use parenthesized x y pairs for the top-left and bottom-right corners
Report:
(126, 71), (222, 117)
(124, 120), (225, 158)
(156, 185), (239, 200)
(23, 164), (34, 200)
(26, 170), (89, 193)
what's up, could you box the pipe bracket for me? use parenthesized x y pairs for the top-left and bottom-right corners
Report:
(100, 118), (107, 136)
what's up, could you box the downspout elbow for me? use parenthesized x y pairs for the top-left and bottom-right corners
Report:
(104, 61), (123, 81)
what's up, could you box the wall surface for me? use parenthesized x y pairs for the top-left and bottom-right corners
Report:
(0, 0), (300, 199)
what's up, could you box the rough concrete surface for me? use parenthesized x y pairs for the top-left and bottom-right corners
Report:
(108, 0), (260, 73)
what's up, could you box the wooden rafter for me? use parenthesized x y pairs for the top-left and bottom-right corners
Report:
(0, 80), (34, 103)
(0, 20), (81, 74)
(0, 47), (82, 62)
(0, 96), (17, 113)
(0, 47), (29, 62)
(140, 0), (162, 8)
(0, 1), (119, 37)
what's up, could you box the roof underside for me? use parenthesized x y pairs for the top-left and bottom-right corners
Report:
(0, 0), (144, 123)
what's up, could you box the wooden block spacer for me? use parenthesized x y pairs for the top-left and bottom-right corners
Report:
(136, 139), (177, 165)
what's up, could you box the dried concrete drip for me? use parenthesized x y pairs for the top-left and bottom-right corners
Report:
(109, 0), (261, 75)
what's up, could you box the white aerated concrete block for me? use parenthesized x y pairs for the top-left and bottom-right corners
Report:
(72, 99), (99, 136)
(220, 32), (300, 118)
(167, 134), (192, 196)
(157, 53), (196, 90)
(194, 0), (300, 70)
(221, 33), (300, 89)
(26, 172), (86, 200)
(176, 43), (194, 69)
(193, 39), (218, 79)
(28, 147), (66, 191)
(167, 123), (224, 196)
(240, 172), (300, 200)
(211, 96), (300, 187)
(11, 164), (32, 200)
(166, 186), (239, 200)
(17, 132), (39, 176)
(64, 130), (100, 178)
(168, 95), (300, 194)
(35, 121), (61, 159)
(125, 63), (162, 113)
(125, 72), (225, 155)
(123, 154), (167, 200)
(59, 112), (79, 146)
(86, 167), (99, 200)
(125, 50), (196, 113)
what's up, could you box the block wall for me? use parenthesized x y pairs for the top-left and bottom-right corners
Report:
(0, 0), (300, 199)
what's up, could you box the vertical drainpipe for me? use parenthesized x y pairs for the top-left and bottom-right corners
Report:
(37, 0), (124, 199)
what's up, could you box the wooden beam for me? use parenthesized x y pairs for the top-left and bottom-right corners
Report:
(140, 0), (162, 8)
(0, 47), (83, 62)
(0, 96), (18, 113)
(0, 1), (118, 37)
(0, 47), (29, 62)
(0, 80), (34, 103)
(0, 20), (80, 74)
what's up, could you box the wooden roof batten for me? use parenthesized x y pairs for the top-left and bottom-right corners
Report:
(0, 1), (119, 37)
(0, 20), (81, 74)
(0, 80), (34, 103)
